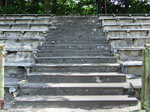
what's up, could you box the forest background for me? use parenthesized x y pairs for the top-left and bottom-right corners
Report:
(0, 0), (150, 15)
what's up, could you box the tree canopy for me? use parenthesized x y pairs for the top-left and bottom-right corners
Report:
(0, 0), (149, 15)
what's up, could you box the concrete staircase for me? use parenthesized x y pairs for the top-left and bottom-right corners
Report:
(13, 16), (137, 109)
(100, 15), (150, 77)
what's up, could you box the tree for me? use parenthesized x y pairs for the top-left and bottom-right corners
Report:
(44, 0), (51, 14)
(0, 0), (4, 7)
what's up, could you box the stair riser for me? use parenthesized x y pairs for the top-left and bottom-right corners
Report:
(31, 66), (120, 72)
(27, 75), (126, 83)
(20, 88), (124, 95)
(44, 40), (108, 44)
(39, 45), (111, 51)
(46, 35), (105, 40)
(14, 101), (137, 109)
(36, 58), (117, 64)
(37, 52), (113, 57)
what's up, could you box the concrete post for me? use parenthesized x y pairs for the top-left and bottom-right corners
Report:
(146, 44), (150, 111)
(0, 44), (5, 110)
(141, 49), (146, 109)
(141, 44), (150, 111)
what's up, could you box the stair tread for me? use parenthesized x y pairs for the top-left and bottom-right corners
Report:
(29, 72), (125, 76)
(42, 44), (110, 47)
(22, 83), (128, 88)
(34, 63), (120, 67)
(36, 56), (116, 59)
(15, 95), (137, 102)
(38, 50), (112, 52)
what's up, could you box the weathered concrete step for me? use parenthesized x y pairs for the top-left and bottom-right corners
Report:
(0, 18), (52, 24)
(37, 50), (113, 57)
(46, 36), (106, 40)
(103, 23), (150, 30)
(27, 72), (126, 83)
(20, 83), (127, 95)
(121, 61), (142, 77)
(39, 44), (111, 51)
(36, 56), (117, 64)
(105, 29), (150, 37)
(14, 95), (138, 109)
(0, 24), (49, 31)
(109, 36), (150, 48)
(0, 14), (55, 19)
(31, 63), (120, 72)
(100, 17), (150, 24)
(45, 40), (108, 44)
(47, 34), (105, 40)
(114, 47), (143, 61)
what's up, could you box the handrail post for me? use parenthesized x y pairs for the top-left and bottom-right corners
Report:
(146, 44), (150, 111)
(0, 44), (5, 110)
(141, 48), (146, 109)
(141, 44), (150, 111)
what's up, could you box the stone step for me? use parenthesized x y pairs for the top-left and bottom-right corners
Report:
(0, 31), (46, 38)
(99, 14), (150, 19)
(105, 29), (150, 37)
(46, 34), (105, 40)
(0, 17), (100, 24)
(31, 63), (120, 72)
(37, 50), (113, 57)
(27, 72), (126, 83)
(114, 47), (143, 61)
(109, 36), (150, 48)
(103, 23), (150, 30)
(44, 40), (108, 44)
(0, 14), (55, 19)
(14, 95), (138, 109)
(100, 17), (150, 24)
(0, 24), (49, 31)
(0, 19), (51, 24)
(35, 56), (117, 64)
(121, 61), (142, 77)
(39, 44), (111, 51)
(20, 83), (127, 95)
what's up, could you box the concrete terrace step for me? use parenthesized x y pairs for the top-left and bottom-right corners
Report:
(37, 50), (113, 57)
(31, 63), (120, 72)
(14, 95), (138, 109)
(35, 56), (117, 64)
(121, 61), (142, 77)
(0, 29), (47, 32)
(39, 44), (111, 51)
(114, 47), (143, 61)
(100, 17), (150, 24)
(0, 31), (47, 38)
(0, 18), (52, 24)
(105, 29), (150, 37)
(27, 72), (126, 83)
(0, 14), (55, 19)
(109, 36), (150, 48)
(103, 23), (150, 29)
(20, 83), (128, 95)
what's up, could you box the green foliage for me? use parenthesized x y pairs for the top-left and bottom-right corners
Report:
(0, 0), (150, 15)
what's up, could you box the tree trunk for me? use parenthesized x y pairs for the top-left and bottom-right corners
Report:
(0, 0), (4, 7)
(104, 0), (107, 14)
(96, 0), (101, 14)
(44, 0), (51, 14)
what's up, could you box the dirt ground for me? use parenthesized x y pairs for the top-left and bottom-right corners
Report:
(3, 102), (146, 112)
